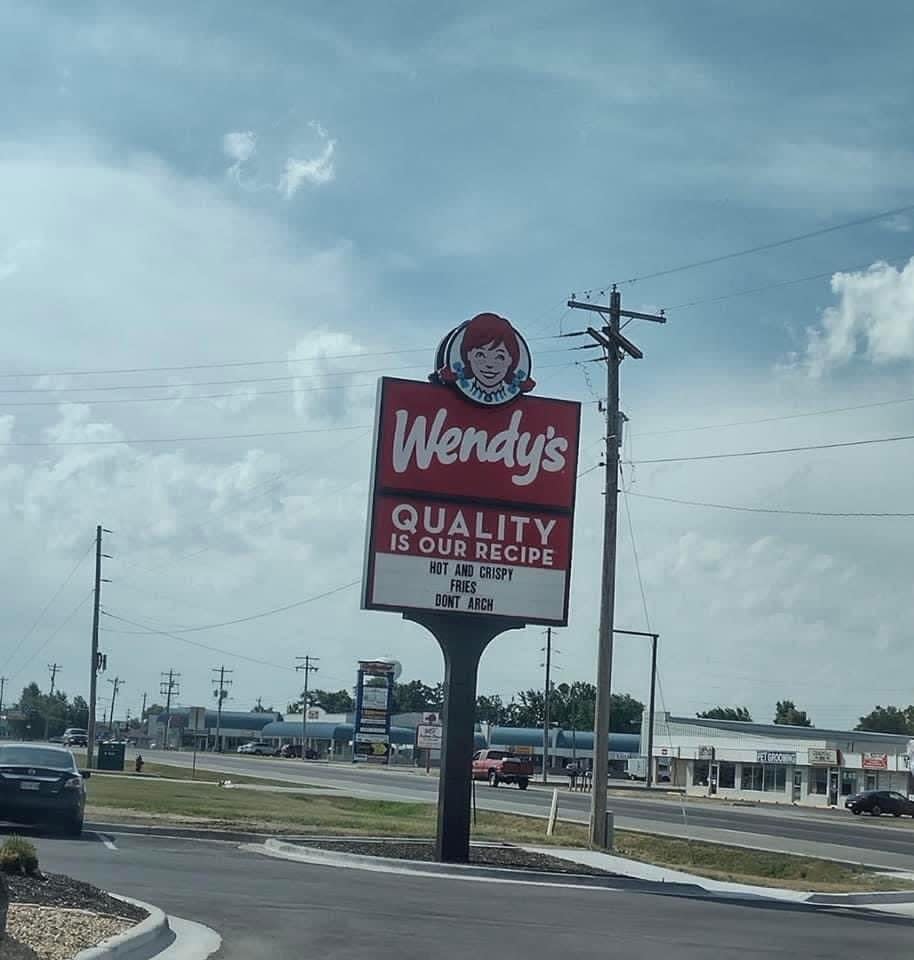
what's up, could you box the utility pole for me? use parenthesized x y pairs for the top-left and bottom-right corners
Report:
(160, 670), (180, 750)
(295, 656), (319, 761)
(0, 676), (7, 739)
(107, 677), (124, 732)
(568, 289), (665, 848)
(613, 629), (660, 787)
(541, 627), (552, 783)
(87, 525), (112, 769)
(141, 691), (148, 722)
(43, 663), (62, 741)
(212, 666), (232, 753)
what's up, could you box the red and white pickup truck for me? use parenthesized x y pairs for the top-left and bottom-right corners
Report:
(471, 749), (533, 790)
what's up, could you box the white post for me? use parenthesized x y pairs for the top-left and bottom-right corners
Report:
(546, 787), (559, 837)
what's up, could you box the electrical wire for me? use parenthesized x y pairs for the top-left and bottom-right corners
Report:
(2, 423), (370, 448)
(0, 333), (567, 381)
(628, 431), (914, 465)
(101, 611), (295, 671)
(578, 200), (914, 293)
(9, 591), (93, 681)
(635, 393), (914, 438)
(0, 540), (94, 674)
(624, 490), (914, 518)
(103, 579), (359, 634)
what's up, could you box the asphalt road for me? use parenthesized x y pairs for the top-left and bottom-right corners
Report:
(28, 828), (914, 959)
(141, 750), (914, 869)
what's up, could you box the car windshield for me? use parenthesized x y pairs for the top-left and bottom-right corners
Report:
(0, 746), (75, 769)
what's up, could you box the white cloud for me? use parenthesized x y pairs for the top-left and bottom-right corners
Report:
(279, 123), (336, 196)
(805, 258), (914, 375)
(223, 130), (256, 183)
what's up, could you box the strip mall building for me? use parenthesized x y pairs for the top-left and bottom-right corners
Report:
(644, 713), (912, 806)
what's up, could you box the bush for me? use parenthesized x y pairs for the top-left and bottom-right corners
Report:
(0, 837), (39, 875)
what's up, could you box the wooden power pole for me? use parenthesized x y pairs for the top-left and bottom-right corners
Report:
(568, 288), (665, 848)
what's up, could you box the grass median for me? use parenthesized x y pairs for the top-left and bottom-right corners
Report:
(84, 775), (910, 892)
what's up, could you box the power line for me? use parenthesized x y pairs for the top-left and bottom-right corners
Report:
(625, 490), (914, 518)
(103, 579), (359, 635)
(106, 612), (293, 671)
(0, 540), (94, 674)
(635, 393), (914, 439)
(628, 430), (914, 465)
(0, 423), (370, 448)
(579, 201), (914, 292)
(0, 334), (567, 382)
(9, 591), (94, 681)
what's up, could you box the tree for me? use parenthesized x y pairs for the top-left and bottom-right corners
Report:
(309, 689), (354, 714)
(475, 694), (511, 725)
(67, 696), (89, 730)
(855, 705), (912, 734)
(697, 706), (753, 722)
(773, 700), (812, 727)
(504, 684), (643, 733)
(391, 681), (441, 714)
(143, 703), (165, 720)
(251, 699), (275, 713)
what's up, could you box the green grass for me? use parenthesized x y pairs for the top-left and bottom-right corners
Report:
(94, 760), (309, 788)
(83, 775), (911, 892)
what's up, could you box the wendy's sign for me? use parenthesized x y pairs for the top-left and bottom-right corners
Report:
(362, 314), (580, 625)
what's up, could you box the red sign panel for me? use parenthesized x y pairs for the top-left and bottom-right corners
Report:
(363, 376), (580, 625)
(375, 379), (579, 509)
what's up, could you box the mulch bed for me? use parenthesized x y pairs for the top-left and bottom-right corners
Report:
(293, 839), (614, 877)
(4, 872), (147, 922)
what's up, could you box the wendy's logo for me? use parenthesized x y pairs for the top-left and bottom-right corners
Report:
(432, 312), (535, 406)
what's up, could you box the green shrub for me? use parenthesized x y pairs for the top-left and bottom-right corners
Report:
(0, 836), (39, 875)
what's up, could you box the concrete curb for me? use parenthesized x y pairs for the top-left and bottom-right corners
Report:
(251, 838), (714, 896)
(73, 895), (172, 960)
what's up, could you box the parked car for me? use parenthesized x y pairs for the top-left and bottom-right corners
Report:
(0, 742), (89, 836)
(845, 790), (914, 817)
(62, 728), (88, 748)
(236, 741), (276, 756)
(471, 749), (533, 789)
(278, 744), (319, 759)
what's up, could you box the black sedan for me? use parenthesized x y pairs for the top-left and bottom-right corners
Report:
(0, 743), (89, 836)
(845, 789), (914, 817)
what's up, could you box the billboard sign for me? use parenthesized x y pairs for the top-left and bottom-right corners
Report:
(362, 313), (580, 626)
(353, 661), (395, 762)
(188, 706), (207, 733)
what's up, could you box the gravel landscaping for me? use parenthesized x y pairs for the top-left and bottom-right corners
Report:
(1, 872), (147, 960)
(291, 838), (615, 876)
(5, 906), (132, 960)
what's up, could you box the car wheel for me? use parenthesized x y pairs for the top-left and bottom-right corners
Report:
(62, 816), (83, 838)
(872, 804), (882, 817)
(517, 778), (529, 791)
(894, 811), (902, 817)
(488, 770), (499, 787)
(851, 808), (861, 815)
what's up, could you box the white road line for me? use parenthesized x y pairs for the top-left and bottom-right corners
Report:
(99, 833), (118, 851)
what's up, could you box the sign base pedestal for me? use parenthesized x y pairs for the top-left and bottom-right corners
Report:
(404, 611), (523, 863)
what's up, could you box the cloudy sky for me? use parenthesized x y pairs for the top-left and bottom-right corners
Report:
(2, 1), (914, 729)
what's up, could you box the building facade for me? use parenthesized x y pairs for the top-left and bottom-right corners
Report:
(643, 712), (912, 806)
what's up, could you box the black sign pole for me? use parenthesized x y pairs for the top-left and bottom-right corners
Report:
(404, 610), (523, 863)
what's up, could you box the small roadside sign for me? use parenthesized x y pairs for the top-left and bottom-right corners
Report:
(417, 723), (443, 750)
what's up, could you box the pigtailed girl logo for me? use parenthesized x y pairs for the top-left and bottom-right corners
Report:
(433, 312), (535, 406)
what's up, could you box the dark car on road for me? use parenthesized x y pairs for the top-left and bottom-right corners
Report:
(845, 789), (914, 817)
(62, 728), (88, 748)
(0, 743), (89, 836)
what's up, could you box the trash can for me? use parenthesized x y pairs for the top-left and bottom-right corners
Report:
(96, 741), (126, 772)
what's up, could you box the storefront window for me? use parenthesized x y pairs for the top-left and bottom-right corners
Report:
(741, 764), (763, 791)
(693, 761), (710, 786)
(811, 767), (828, 794)
(841, 771), (857, 796)
(763, 765), (787, 792)
(718, 762), (736, 789)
